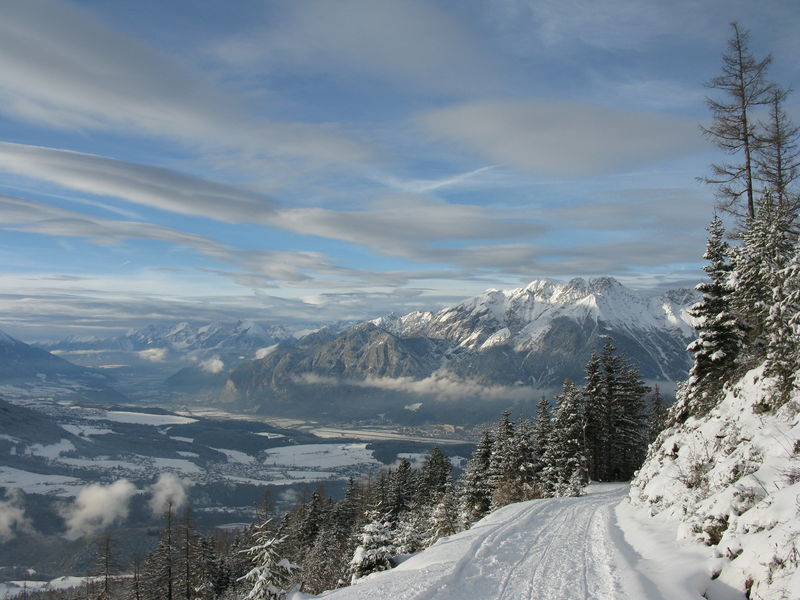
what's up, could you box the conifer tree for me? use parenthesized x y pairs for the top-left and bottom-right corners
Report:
(647, 386), (669, 443)
(687, 215), (743, 413)
(425, 480), (459, 546)
(529, 395), (551, 496)
(296, 487), (328, 558)
(508, 418), (537, 501)
(541, 381), (588, 497)
(613, 364), (649, 480)
(239, 519), (297, 600)
(301, 515), (351, 595)
(392, 511), (426, 555)
(386, 460), (415, 519)
(488, 411), (516, 510)
(458, 430), (494, 526)
(732, 192), (794, 362)
(417, 448), (452, 507)
(348, 510), (395, 584)
(583, 352), (607, 481)
(765, 244), (800, 404)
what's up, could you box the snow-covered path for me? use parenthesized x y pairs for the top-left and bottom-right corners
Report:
(306, 483), (700, 600)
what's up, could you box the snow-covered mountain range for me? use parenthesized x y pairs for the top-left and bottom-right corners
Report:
(41, 320), (293, 360)
(226, 277), (698, 423)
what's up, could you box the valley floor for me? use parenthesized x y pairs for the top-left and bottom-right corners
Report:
(300, 483), (728, 600)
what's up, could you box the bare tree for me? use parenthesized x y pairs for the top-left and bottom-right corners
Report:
(755, 87), (800, 218)
(701, 22), (774, 222)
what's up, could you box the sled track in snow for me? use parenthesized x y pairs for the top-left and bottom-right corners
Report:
(321, 484), (664, 600)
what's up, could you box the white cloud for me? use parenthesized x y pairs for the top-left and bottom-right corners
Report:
(148, 473), (190, 516)
(0, 488), (32, 540)
(138, 348), (168, 362)
(295, 371), (536, 403)
(417, 99), (702, 176)
(62, 479), (136, 538)
(255, 345), (279, 359)
(199, 357), (225, 374)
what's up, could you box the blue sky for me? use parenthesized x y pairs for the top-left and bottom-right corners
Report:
(0, 0), (798, 339)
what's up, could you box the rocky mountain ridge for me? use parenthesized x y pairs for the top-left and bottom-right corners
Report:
(226, 277), (698, 423)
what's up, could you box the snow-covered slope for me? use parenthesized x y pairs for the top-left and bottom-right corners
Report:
(630, 365), (800, 599)
(292, 484), (721, 600)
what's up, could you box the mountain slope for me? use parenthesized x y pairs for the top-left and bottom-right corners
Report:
(227, 278), (697, 422)
(630, 365), (800, 599)
(0, 329), (123, 402)
(294, 484), (714, 600)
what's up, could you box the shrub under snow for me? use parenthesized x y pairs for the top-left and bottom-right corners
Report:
(630, 364), (800, 599)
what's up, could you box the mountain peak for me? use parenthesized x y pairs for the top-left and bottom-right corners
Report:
(0, 329), (18, 345)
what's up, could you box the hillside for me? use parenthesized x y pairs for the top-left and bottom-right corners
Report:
(630, 365), (800, 599)
(0, 329), (124, 403)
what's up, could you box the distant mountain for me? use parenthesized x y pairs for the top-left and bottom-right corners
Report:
(0, 329), (124, 402)
(42, 320), (294, 360)
(226, 278), (698, 423)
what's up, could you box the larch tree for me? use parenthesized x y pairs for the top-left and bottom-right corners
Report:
(755, 87), (800, 217)
(701, 22), (774, 222)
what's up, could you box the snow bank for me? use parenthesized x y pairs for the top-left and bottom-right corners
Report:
(629, 364), (800, 599)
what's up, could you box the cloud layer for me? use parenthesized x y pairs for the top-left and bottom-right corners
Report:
(418, 100), (703, 176)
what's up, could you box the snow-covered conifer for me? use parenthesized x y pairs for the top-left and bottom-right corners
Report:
(424, 481), (459, 547)
(457, 430), (494, 526)
(647, 386), (669, 443)
(238, 519), (297, 600)
(529, 395), (551, 496)
(488, 411), (517, 509)
(541, 381), (588, 497)
(348, 510), (395, 584)
(765, 243), (800, 404)
(731, 193), (794, 361)
(687, 215), (743, 414)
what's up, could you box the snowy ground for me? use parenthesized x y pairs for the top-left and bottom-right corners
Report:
(296, 484), (721, 600)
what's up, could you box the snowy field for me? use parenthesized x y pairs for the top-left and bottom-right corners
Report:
(261, 443), (380, 469)
(85, 409), (198, 425)
(294, 484), (728, 600)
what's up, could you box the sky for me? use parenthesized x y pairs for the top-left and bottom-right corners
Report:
(0, 0), (798, 340)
